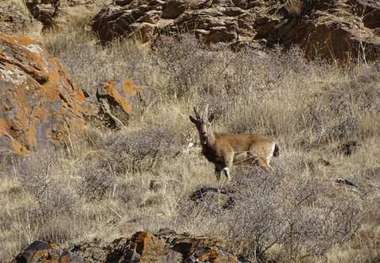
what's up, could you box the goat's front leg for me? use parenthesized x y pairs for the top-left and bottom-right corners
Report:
(222, 151), (234, 181)
(214, 164), (223, 181)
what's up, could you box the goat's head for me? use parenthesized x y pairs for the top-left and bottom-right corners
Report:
(189, 105), (215, 145)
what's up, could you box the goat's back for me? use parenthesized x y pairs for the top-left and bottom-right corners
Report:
(214, 133), (275, 154)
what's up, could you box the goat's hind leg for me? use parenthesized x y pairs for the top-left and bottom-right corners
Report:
(258, 157), (271, 172)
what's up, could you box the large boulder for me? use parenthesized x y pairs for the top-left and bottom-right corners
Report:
(0, 33), (141, 154)
(92, 0), (380, 62)
(0, 1), (42, 35)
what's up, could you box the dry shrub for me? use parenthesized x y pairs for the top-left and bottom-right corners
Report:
(154, 35), (221, 98)
(178, 166), (363, 262)
(14, 149), (78, 239)
(79, 166), (116, 201)
(68, 124), (194, 219)
(103, 126), (183, 174)
(0, 148), (81, 258)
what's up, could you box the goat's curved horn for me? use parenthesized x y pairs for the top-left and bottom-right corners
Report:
(204, 104), (209, 120)
(193, 107), (201, 119)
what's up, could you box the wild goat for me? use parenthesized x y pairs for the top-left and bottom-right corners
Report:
(189, 106), (279, 181)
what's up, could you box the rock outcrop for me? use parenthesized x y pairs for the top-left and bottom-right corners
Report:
(25, 0), (60, 30)
(254, 0), (380, 62)
(25, 0), (108, 31)
(0, 33), (92, 154)
(0, 33), (142, 154)
(95, 79), (143, 129)
(13, 241), (82, 263)
(0, 1), (42, 35)
(14, 230), (239, 262)
(92, 0), (254, 45)
(92, 0), (380, 62)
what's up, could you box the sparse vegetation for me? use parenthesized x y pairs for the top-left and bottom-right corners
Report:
(0, 26), (379, 262)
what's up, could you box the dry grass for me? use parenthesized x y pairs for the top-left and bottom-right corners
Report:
(0, 29), (379, 262)
(7, 0), (30, 16)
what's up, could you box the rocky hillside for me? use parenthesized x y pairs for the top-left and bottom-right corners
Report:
(0, 1), (379, 263)
(2, 0), (379, 62)
(92, 0), (380, 61)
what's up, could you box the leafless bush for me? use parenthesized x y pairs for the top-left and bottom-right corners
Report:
(1, 148), (81, 246)
(155, 35), (223, 98)
(305, 64), (380, 143)
(235, 176), (361, 261)
(0, 152), (18, 176)
(103, 127), (183, 173)
(79, 166), (116, 201)
(16, 149), (77, 218)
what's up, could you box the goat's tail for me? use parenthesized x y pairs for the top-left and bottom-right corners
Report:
(273, 144), (280, 157)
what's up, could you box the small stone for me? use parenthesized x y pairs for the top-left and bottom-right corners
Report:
(149, 180), (163, 192)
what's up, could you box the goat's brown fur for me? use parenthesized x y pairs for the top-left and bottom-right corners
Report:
(190, 106), (279, 181)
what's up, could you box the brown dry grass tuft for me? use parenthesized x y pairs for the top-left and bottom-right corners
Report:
(0, 29), (379, 262)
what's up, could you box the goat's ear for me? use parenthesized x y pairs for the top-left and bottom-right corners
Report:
(208, 113), (215, 123)
(189, 115), (197, 124)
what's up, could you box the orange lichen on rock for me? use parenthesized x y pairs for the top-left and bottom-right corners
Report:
(103, 80), (133, 113)
(0, 34), (49, 82)
(10, 139), (30, 155)
(131, 231), (169, 261)
(0, 32), (91, 154)
(93, 78), (144, 128)
(0, 32), (144, 153)
(0, 119), (10, 137)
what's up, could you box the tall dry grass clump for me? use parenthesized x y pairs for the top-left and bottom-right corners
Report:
(0, 31), (379, 262)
